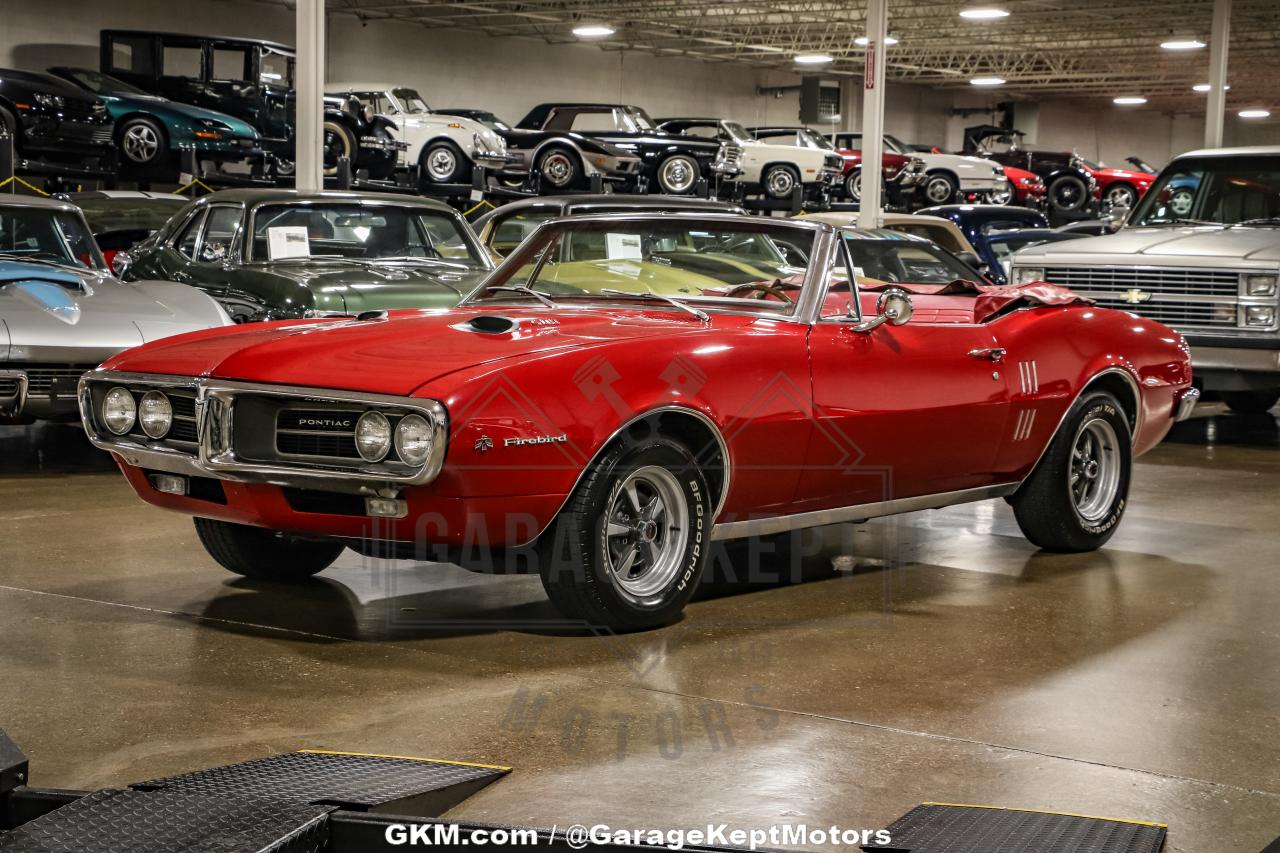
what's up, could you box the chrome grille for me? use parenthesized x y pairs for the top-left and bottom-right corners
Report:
(275, 408), (364, 460)
(1, 363), (96, 395)
(1043, 266), (1241, 298)
(1042, 266), (1243, 331)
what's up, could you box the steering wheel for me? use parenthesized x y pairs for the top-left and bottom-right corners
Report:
(724, 280), (795, 303)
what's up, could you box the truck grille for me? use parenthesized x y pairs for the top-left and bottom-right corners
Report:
(1042, 266), (1242, 330)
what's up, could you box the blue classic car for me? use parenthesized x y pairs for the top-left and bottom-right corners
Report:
(48, 67), (260, 175)
(915, 204), (1087, 284)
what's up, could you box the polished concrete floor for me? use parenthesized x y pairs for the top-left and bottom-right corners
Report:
(1, 407), (1278, 851)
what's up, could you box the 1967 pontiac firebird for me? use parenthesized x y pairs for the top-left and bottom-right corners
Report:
(80, 213), (1198, 630)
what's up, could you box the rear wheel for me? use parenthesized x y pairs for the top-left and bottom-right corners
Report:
(539, 436), (710, 631)
(194, 517), (345, 581)
(322, 120), (358, 176)
(1048, 174), (1090, 212)
(1010, 391), (1132, 552)
(1222, 389), (1280, 414)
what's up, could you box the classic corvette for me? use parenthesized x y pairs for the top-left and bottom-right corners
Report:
(80, 213), (1195, 630)
(48, 67), (261, 176)
(117, 189), (493, 323)
(0, 196), (230, 423)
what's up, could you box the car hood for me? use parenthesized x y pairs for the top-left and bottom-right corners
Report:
(252, 261), (490, 313)
(1013, 225), (1280, 264)
(101, 305), (724, 396)
(0, 268), (212, 358)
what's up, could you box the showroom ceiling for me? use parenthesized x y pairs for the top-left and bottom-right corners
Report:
(312, 0), (1278, 112)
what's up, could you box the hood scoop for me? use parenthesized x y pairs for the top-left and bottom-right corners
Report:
(452, 314), (558, 335)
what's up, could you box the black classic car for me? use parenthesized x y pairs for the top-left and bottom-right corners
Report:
(98, 30), (401, 180)
(961, 125), (1099, 215)
(436, 106), (642, 191)
(0, 69), (114, 175)
(515, 103), (740, 195)
(117, 189), (493, 322)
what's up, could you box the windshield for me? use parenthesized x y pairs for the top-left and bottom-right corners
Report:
(844, 236), (980, 286)
(623, 106), (658, 132)
(259, 49), (293, 86)
(63, 68), (147, 96)
(248, 203), (486, 266)
(721, 121), (752, 144)
(0, 207), (105, 271)
(470, 219), (815, 315)
(390, 88), (430, 114)
(1128, 154), (1280, 226)
(883, 134), (909, 154)
(797, 129), (835, 150)
(75, 197), (187, 234)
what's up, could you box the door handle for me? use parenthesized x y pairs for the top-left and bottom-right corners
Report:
(968, 347), (1007, 362)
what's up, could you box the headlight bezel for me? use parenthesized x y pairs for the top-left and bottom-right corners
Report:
(1243, 273), (1278, 298)
(1013, 266), (1046, 285)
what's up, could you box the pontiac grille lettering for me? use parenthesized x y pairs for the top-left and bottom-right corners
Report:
(298, 418), (355, 429)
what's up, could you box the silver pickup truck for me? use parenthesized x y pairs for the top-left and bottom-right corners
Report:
(1011, 146), (1280, 413)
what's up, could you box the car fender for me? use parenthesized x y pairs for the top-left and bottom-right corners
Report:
(129, 279), (235, 329)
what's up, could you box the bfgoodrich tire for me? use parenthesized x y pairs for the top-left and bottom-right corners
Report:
(1009, 391), (1132, 552)
(194, 517), (345, 581)
(539, 436), (710, 631)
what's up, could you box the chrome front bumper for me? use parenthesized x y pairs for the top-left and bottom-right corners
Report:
(1175, 387), (1201, 421)
(0, 371), (28, 418)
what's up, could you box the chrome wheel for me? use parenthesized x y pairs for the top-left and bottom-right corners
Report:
(540, 151), (575, 187)
(603, 466), (689, 602)
(845, 170), (862, 201)
(764, 166), (796, 198)
(1070, 418), (1121, 523)
(121, 122), (161, 164)
(924, 174), (955, 204)
(658, 155), (698, 194)
(989, 180), (1015, 205)
(1105, 184), (1137, 210)
(425, 145), (459, 181)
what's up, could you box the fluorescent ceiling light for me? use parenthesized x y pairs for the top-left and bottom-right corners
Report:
(572, 24), (615, 37)
(1160, 38), (1206, 50)
(960, 6), (1010, 20)
(1193, 83), (1230, 92)
(1239, 109), (1271, 119)
(794, 53), (834, 64)
(855, 36), (899, 45)
(1113, 96), (1148, 105)
(970, 76), (1006, 86)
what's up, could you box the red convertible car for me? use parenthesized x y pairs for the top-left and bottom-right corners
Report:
(79, 214), (1196, 630)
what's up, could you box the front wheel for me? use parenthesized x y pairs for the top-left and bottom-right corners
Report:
(655, 154), (700, 194)
(762, 164), (799, 199)
(421, 140), (471, 185)
(844, 169), (862, 202)
(1222, 389), (1280, 414)
(923, 172), (958, 205)
(118, 117), (167, 167)
(194, 517), (345, 581)
(539, 436), (710, 631)
(989, 179), (1016, 206)
(1104, 183), (1137, 210)
(1009, 391), (1132, 552)
(536, 147), (581, 190)
(322, 120), (358, 176)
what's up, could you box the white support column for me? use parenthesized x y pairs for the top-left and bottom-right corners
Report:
(1204, 0), (1230, 149)
(857, 0), (889, 229)
(295, 0), (325, 191)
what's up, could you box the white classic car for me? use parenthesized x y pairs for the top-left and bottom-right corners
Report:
(657, 118), (844, 199)
(1012, 146), (1280, 413)
(327, 83), (510, 188)
(835, 132), (1006, 206)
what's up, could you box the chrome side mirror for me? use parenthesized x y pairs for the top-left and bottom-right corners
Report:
(850, 287), (913, 333)
(1106, 203), (1130, 230)
(111, 251), (132, 278)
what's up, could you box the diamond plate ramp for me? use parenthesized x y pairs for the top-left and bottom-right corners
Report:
(863, 804), (1166, 853)
(133, 750), (510, 817)
(0, 789), (332, 853)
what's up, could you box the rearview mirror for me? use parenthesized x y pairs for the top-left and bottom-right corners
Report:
(850, 287), (913, 333)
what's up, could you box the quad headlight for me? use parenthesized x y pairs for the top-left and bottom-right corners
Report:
(394, 414), (435, 466)
(138, 391), (173, 439)
(102, 387), (137, 435)
(355, 411), (392, 462)
(1244, 274), (1278, 297)
(1013, 267), (1046, 285)
(1245, 305), (1277, 327)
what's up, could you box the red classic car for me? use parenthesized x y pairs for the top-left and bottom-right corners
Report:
(80, 214), (1196, 630)
(1079, 159), (1155, 210)
(986, 165), (1047, 209)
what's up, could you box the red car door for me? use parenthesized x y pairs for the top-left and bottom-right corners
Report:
(798, 243), (1012, 510)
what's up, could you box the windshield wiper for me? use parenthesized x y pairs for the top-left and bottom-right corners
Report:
(0, 253), (91, 273)
(599, 288), (709, 322)
(487, 285), (557, 308)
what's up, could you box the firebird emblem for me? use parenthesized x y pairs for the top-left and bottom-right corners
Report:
(1121, 289), (1153, 304)
(474, 436), (494, 453)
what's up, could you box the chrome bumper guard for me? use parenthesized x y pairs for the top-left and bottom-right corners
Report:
(79, 372), (448, 496)
(1175, 387), (1201, 421)
(0, 370), (29, 418)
